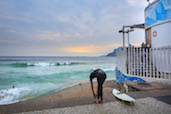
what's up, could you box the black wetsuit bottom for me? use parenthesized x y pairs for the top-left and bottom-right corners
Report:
(97, 74), (106, 100)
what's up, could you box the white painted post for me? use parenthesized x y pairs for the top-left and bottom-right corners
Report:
(150, 48), (152, 78)
(165, 48), (170, 79)
(137, 47), (139, 76)
(160, 48), (163, 78)
(160, 48), (162, 78)
(153, 48), (155, 78)
(130, 47), (132, 75)
(146, 48), (148, 77)
(157, 48), (159, 78)
(140, 48), (142, 77)
(163, 48), (166, 79)
(119, 49), (121, 70)
(168, 48), (171, 79)
(143, 48), (145, 77)
(128, 47), (130, 75)
(134, 47), (135, 75)
(169, 48), (171, 79)
(119, 49), (120, 70)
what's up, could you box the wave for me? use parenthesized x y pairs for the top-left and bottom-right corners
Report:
(92, 67), (116, 72)
(5, 62), (84, 67)
(102, 68), (116, 72)
(10, 63), (34, 67)
(0, 87), (29, 105)
(55, 62), (83, 66)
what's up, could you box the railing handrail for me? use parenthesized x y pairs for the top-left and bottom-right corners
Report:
(116, 46), (171, 79)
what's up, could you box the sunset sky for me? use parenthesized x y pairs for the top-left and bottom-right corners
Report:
(0, 0), (148, 56)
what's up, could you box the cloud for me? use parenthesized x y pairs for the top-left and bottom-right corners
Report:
(0, 40), (17, 44)
(63, 43), (141, 55)
(0, 14), (34, 23)
(37, 32), (62, 41)
(0, 25), (17, 33)
(63, 44), (122, 54)
(127, 0), (148, 6)
(64, 45), (103, 53)
(56, 15), (70, 23)
(36, 31), (88, 43)
(0, 0), (147, 56)
(55, 10), (96, 31)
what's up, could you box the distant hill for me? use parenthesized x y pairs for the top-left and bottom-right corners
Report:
(106, 47), (123, 56)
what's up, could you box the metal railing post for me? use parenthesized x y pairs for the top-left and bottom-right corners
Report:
(137, 47), (139, 76)
(128, 47), (131, 75)
(134, 47), (135, 75)
(146, 48), (148, 77)
(140, 48), (142, 77)
(150, 48), (152, 78)
(143, 48), (145, 77)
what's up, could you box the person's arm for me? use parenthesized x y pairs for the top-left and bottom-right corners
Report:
(90, 80), (96, 98)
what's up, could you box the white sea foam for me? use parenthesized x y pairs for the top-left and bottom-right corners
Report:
(0, 83), (63, 105)
(0, 87), (29, 105)
(27, 62), (79, 67)
(59, 62), (70, 65)
(92, 67), (116, 72)
(7, 61), (84, 67)
(33, 62), (54, 67)
(102, 68), (116, 72)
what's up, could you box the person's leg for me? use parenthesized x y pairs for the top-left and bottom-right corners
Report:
(97, 77), (102, 104)
(99, 76), (106, 103)
(96, 85), (100, 103)
(97, 80), (103, 103)
(99, 85), (103, 103)
(97, 74), (106, 103)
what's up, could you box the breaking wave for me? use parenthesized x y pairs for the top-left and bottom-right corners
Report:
(92, 67), (116, 72)
(0, 87), (30, 105)
(0, 62), (85, 67)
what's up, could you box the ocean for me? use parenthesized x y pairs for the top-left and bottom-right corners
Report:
(0, 56), (116, 105)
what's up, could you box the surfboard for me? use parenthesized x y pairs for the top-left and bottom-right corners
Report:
(112, 89), (135, 105)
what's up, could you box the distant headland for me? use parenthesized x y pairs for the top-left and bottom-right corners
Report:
(106, 47), (122, 57)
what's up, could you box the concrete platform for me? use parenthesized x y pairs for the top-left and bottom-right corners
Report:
(1, 80), (171, 114)
(20, 97), (171, 114)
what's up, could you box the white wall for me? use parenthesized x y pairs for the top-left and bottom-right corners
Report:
(151, 22), (171, 73)
(151, 22), (171, 48)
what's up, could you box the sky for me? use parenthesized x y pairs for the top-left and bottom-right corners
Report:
(0, 0), (149, 56)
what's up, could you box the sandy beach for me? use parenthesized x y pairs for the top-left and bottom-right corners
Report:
(0, 80), (171, 114)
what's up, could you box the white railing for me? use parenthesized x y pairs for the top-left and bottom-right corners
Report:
(116, 46), (171, 79)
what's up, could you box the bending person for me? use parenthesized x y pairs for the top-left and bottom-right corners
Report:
(90, 69), (106, 104)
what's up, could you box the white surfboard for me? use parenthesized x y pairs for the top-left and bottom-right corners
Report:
(112, 89), (135, 103)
